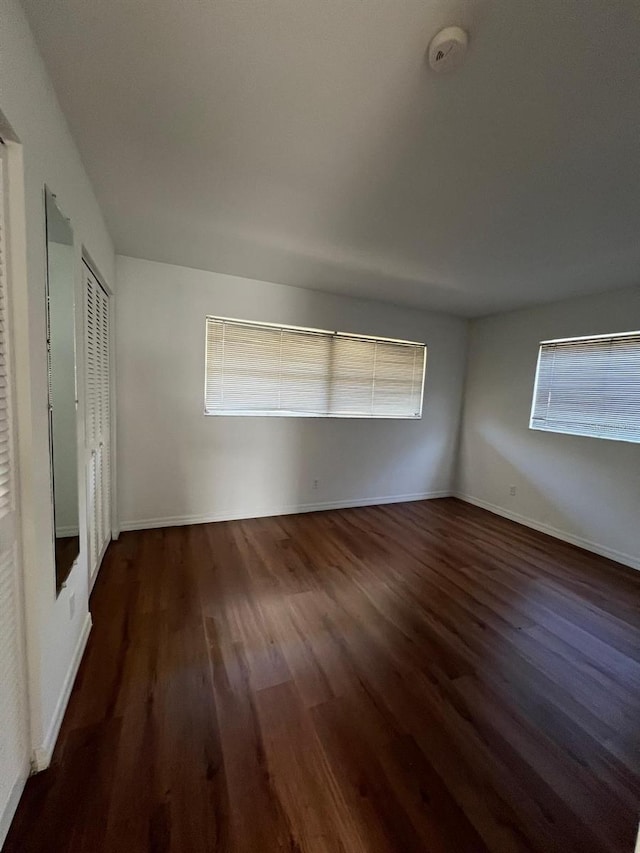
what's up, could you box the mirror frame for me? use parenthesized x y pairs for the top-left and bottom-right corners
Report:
(44, 186), (80, 595)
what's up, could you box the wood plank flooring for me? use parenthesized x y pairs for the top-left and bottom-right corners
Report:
(5, 498), (640, 852)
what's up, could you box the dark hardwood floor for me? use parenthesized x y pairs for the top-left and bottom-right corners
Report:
(6, 498), (640, 853)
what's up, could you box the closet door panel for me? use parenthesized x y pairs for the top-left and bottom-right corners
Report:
(84, 263), (111, 585)
(87, 448), (98, 572)
(98, 285), (110, 561)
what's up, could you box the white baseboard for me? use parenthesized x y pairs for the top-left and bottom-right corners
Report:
(32, 612), (92, 772)
(120, 490), (452, 532)
(0, 763), (29, 848)
(454, 492), (640, 572)
(55, 526), (79, 537)
(115, 490), (640, 570)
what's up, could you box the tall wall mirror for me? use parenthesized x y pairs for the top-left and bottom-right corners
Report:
(45, 188), (80, 593)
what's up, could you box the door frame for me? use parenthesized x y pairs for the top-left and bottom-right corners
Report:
(0, 127), (31, 846)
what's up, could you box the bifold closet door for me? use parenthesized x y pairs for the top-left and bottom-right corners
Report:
(84, 262), (111, 586)
(0, 143), (29, 845)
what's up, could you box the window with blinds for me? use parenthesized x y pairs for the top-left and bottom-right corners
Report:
(205, 317), (427, 418)
(530, 331), (640, 443)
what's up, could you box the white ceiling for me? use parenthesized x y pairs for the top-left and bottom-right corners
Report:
(21, 0), (640, 316)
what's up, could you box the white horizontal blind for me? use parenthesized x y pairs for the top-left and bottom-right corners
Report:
(205, 317), (426, 418)
(530, 332), (640, 443)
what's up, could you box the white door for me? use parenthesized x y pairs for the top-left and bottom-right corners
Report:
(84, 262), (111, 587)
(0, 142), (29, 845)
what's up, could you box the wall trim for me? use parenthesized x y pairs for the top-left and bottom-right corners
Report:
(120, 490), (452, 532)
(55, 525), (79, 537)
(0, 763), (29, 848)
(32, 612), (92, 772)
(89, 537), (111, 593)
(454, 492), (640, 572)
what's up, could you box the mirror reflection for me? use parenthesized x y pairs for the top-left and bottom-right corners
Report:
(45, 189), (79, 592)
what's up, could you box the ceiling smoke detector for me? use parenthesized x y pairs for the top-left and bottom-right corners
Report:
(427, 26), (469, 73)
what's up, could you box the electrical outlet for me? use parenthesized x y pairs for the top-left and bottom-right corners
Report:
(312, 479), (319, 490)
(69, 590), (76, 619)
(509, 485), (517, 496)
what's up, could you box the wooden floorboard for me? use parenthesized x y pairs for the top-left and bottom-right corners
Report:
(6, 498), (640, 852)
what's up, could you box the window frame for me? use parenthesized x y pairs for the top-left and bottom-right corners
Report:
(529, 330), (640, 444)
(203, 315), (427, 419)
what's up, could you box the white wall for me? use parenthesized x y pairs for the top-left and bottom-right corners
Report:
(0, 0), (115, 769)
(116, 256), (468, 529)
(457, 284), (640, 570)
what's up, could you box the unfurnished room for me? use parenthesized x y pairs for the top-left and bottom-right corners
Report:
(0, 1), (639, 851)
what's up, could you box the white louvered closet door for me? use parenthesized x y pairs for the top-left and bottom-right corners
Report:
(0, 143), (29, 845)
(84, 262), (111, 586)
